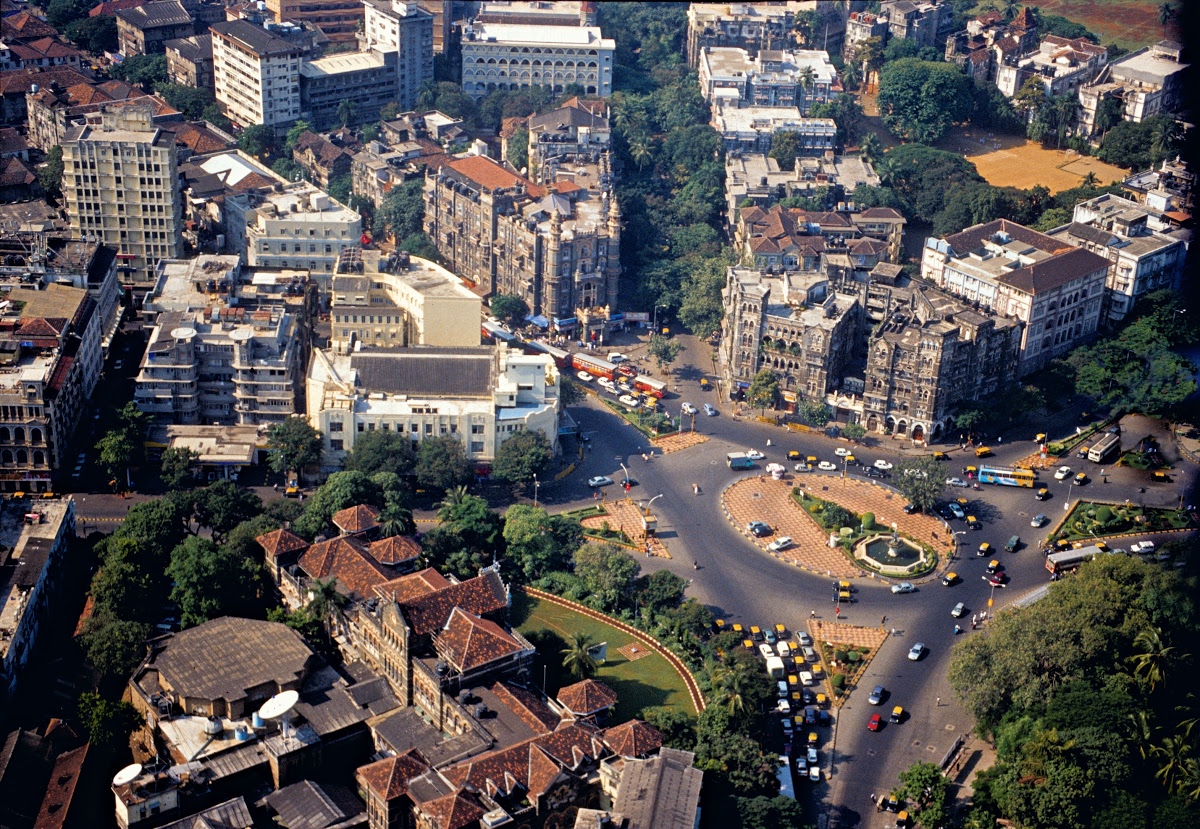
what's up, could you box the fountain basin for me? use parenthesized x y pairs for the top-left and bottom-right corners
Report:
(853, 533), (930, 576)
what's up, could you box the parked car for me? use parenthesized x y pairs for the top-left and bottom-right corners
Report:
(587, 476), (613, 488)
(748, 521), (772, 537)
(617, 394), (640, 408)
(903, 503), (918, 514)
(817, 461), (837, 471)
(767, 536), (793, 552)
(1131, 541), (1156, 554)
(808, 765), (821, 782)
(946, 477), (968, 487)
(762, 645), (778, 660)
(874, 459), (894, 470)
(891, 582), (916, 594)
(795, 632), (813, 647)
(947, 503), (966, 520)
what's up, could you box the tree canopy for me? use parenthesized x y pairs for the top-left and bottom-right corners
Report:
(877, 58), (972, 144)
(415, 435), (474, 491)
(747, 369), (780, 412)
(492, 430), (552, 484)
(344, 429), (416, 478)
(266, 418), (323, 477)
(893, 455), (947, 513)
(490, 294), (530, 328)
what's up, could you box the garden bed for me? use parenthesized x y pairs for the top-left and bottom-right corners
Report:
(1050, 500), (1196, 543)
(1046, 418), (1113, 457)
(792, 489), (938, 578)
(581, 521), (634, 546)
(600, 398), (679, 438)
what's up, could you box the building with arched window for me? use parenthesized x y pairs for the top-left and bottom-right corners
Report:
(460, 22), (614, 100)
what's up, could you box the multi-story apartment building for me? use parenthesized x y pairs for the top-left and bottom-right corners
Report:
(921, 219), (1110, 375)
(164, 34), (214, 94)
(525, 99), (610, 185)
(241, 181), (362, 285)
(350, 140), (419, 208)
(721, 266), (861, 406)
(62, 107), (184, 285)
(299, 49), (399, 129)
(265, 0), (364, 44)
(359, 0), (434, 112)
(713, 105), (836, 155)
(136, 303), (302, 426)
(878, 0), (954, 50)
(1048, 193), (1188, 322)
(291, 131), (353, 189)
(417, 0), (455, 55)
(736, 204), (906, 269)
(115, 0), (194, 57)
(25, 78), (181, 154)
(724, 152), (881, 225)
(460, 21), (614, 99)
(698, 47), (837, 114)
(995, 35), (1108, 99)
(0, 284), (103, 490)
(307, 343), (560, 467)
(944, 7), (1038, 86)
(210, 19), (309, 132)
(1078, 41), (1187, 136)
(686, 2), (817, 68)
(330, 247), (480, 350)
(1122, 157), (1193, 213)
(424, 154), (620, 341)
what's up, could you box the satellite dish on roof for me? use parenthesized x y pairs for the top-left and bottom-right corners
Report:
(258, 690), (299, 720)
(112, 763), (143, 787)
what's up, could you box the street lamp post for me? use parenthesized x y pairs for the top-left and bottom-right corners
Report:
(645, 493), (663, 516)
(1064, 480), (1074, 512)
(532, 474), (539, 508)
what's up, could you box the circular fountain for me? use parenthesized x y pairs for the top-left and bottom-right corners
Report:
(853, 522), (930, 576)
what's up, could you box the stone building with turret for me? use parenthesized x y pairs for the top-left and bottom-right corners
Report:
(423, 153), (620, 340)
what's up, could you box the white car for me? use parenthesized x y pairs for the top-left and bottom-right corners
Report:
(745, 449), (766, 460)
(776, 641), (791, 658)
(908, 643), (925, 661)
(799, 671), (814, 686)
(1054, 466), (1072, 480)
(946, 477), (968, 487)
(817, 461), (837, 471)
(834, 447), (852, 457)
(1130, 541), (1157, 554)
(1031, 514), (1049, 528)
(873, 459), (894, 471)
(767, 536), (793, 552)
(795, 632), (813, 648)
(576, 371), (594, 382)
(703, 403), (717, 416)
(777, 699), (792, 715)
(891, 582), (916, 594)
(588, 476), (613, 488)
(681, 402), (697, 415)
(597, 377), (615, 391)
(807, 746), (818, 765)
(761, 644), (777, 660)
(951, 602), (966, 618)
(808, 765), (821, 782)
(618, 394), (640, 408)
(608, 353), (627, 363)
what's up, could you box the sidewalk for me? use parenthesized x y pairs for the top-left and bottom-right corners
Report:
(581, 498), (671, 558)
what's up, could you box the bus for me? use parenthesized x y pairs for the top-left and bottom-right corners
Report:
(523, 340), (571, 368)
(633, 375), (666, 398)
(571, 353), (617, 380)
(978, 466), (1036, 487)
(1045, 544), (1106, 576)
(1088, 432), (1120, 463)
(777, 756), (796, 799)
(481, 321), (515, 342)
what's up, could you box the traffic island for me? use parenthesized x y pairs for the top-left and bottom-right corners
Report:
(580, 499), (671, 558)
(808, 620), (889, 709)
(651, 431), (709, 454)
(1049, 499), (1196, 545)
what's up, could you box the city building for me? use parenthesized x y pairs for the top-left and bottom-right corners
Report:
(1077, 41), (1187, 136)
(475, 0), (595, 27)
(291, 131), (353, 189)
(359, 0), (434, 111)
(351, 140), (424, 209)
(424, 154), (621, 339)
(877, 0), (954, 50)
(164, 33), (215, 94)
(944, 7), (1038, 86)
(26, 77), (181, 153)
(590, 748), (703, 829)
(265, 0), (364, 45)
(460, 21), (614, 99)
(329, 247), (481, 351)
(210, 19), (310, 132)
(299, 49), (399, 130)
(115, 1), (194, 57)
(1122, 156), (1193, 212)
(921, 219), (1110, 375)
(698, 47), (837, 114)
(242, 178), (362, 283)
(843, 10), (890, 61)
(0, 499), (75, 705)
(722, 266), (861, 407)
(686, 2), (817, 67)
(1047, 193), (1189, 322)
(525, 98), (610, 185)
(995, 34), (1108, 99)
(417, 0), (454, 55)
(61, 107), (184, 286)
(724, 152), (881, 225)
(713, 105), (836, 155)
(736, 204), (906, 269)
(0, 35), (85, 72)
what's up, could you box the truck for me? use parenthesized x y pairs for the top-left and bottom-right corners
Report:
(727, 452), (754, 469)
(1087, 431), (1120, 463)
(766, 656), (786, 679)
(978, 466), (1036, 487)
(571, 353), (617, 380)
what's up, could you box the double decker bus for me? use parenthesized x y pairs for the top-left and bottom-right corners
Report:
(1045, 544), (1106, 576)
(523, 340), (571, 368)
(978, 466), (1036, 487)
(633, 375), (666, 398)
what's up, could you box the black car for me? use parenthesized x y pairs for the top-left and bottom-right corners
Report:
(801, 688), (816, 705)
(903, 503), (918, 514)
(803, 706), (818, 725)
(748, 521), (772, 537)
(862, 468), (887, 479)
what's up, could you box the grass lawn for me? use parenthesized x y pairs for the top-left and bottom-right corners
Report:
(512, 591), (697, 723)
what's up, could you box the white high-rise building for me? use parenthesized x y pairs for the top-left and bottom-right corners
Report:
(460, 21), (614, 99)
(210, 19), (307, 131)
(360, 0), (434, 111)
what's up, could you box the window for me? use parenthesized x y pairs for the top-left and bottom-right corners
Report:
(329, 421), (343, 432)
(470, 441), (484, 453)
(357, 422), (365, 432)
(471, 424), (485, 434)
(330, 439), (343, 451)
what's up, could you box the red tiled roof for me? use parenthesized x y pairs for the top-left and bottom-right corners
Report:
(230, 171), (277, 193)
(491, 682), (561, 734)
(33, 744), (88, 829)
(0, 67), (91, 96)
(398, 570), (508, 636)
(17, 317), (63, 338)
(435, 608), (525, 673)
(855, 207), (904, 221)
(90, 0), (143, 15)
(601, 720), (663, 758)
(557, 679), (618, 717)
(374, 567), (451, 603)
(0, 126), (29, 156)
(299, 536), (391, 597)
(530, 721), (606, 769)
(446, 155), (545, 197)
(256, 528), (308, 558)
(2, 11), (57, 38)
(356, 749), (429, 801)
(168, 122), (234, 155)
(367, 535), (421, 566)
(420, 790), (485, 829)
(0, 156), (36, 188)
(332, 503), (380, 535)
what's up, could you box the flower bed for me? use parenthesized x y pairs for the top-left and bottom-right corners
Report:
(600, 398), (679, 438)
(820, 641), (873, 701)
(1051, 500), (1196, 543)
(1046, 419), (1112, 457)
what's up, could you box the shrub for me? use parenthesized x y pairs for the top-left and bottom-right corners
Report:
(834, 649), (849, 662)
(847, 651), (861, 663)
(830, 673), (846, 689)
(861, 512), (875, 531)
(1096, 506), (1113, 523)
(1047, 442), (1065, 455)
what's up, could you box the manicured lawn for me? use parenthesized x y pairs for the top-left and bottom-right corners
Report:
(1052, 500), (1196, 542)
(512, 591), (697, 722)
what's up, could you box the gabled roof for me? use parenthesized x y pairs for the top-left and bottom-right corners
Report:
(375, 567), (451, 603)
(556, 679), (618, 717)
(0, 157), (36, 189)
(368, 535), (422, 566)
(299, 536), (391, 597)
(419, 790), (485, 829)
(115, 0), (192, 29)
(398, 569), (508, 636)
(357, 749), (429, 801)
(91, 0), (144, 17)
(0, 67), (91, 96)
(33, 744), (88, 829)
(256, 528), (308, 558)
(491, 682), (562, 734)
(854, 207), (905, 221)
(531, 721), (607, 768)
(436, 607), (526, 673)
(2, 11), (57, 38)
(445, 155), (545, 197)
(168, 122), (233, 155)
(601, 720), (664, 758)
(332, 503), (379, 535)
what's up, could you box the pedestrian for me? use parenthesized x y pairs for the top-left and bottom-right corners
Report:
(936, 696), (941, 707)
(273, 482), (278, 491)
(890, 627), (896, 636)
(998, 436), (1003, 444)
(881, 615), (887, 626)
(954, 624), (961, 634)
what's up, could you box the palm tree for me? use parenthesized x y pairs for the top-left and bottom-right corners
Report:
(337, 99), (358, 129)
(436, 485), (470, 521)
(1150, 117), (1182, 163)
(628, 136), (654, 170)
(860, 133), (882, 164)
(562, 632), (599, 680)
(1179, 757), (1200, 801)
(1081, 171), (1099, 189)
(798, 65), (816, 112)
(377, 504), (412, 538)
(1051, 94), (1076, 149)
(1159, 2), (1175, 37)
(1153, 733), (1192, 794)
(841, 61), (860, 92)
(1130, 626), (1175, 692)
(874, 155), (898, 188)
(1130, 710), (1158, 761)
(709, 664), (747, 716)
(305, 577), (344, 625)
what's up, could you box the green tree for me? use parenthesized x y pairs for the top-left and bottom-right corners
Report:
(640, 706), (696, 750)
(492, 430), (552, 485)
(693, 703), (778, 795)
(768, 131), (803, 172)
(893, 454), (946, 513)
(955, 408), (986, 436)
(747, 369), (779, 413)
(506, 125), (529, 172)
(1013, 77), (1049, 124)
(337, 99), (358, 128)
(95, 402), (149, 487)
(415, 435), (473, 491)
(380, 102), (400, 121)
(326, 172), (352, 206)
(272, 157), (301, 182)
(39, 146), (64, 204)
(647, 333), (683, 377)
(897, 762), (951, 828)
(736, 795), (809, 829)
(190, 480), (262, 542)
(422, 490), (504, 578)
(1129, 627), (1176, 693)
(677, 255), (728, 338)
(291, 470), (383, 539)
(154, 83), (214, 119)
(573, 543), (640, 611)
(284, 120), (312, 154)
(159, 446), (199, 490)
(76, 692), (141, 752)
(46, 0), (92, 29)
(201, 103), (232, 131)
(635, 569), (687, 613)
(64, 14), (117, 54)
(1094, 96), (1124, 137)
(842, 422), (867, 441)
(877, 58), (971, 144)
(266, 417), (322, 478)
(1068, 314), (1196, 416)
(562, 631), (599, 680)
(345, 429), (415, 477)
(1159, 1), (1176, 36)
(167, 536), (261, 628)
(373, 178), (426, 239)
(238, 124), (276, 158)
(82, 616), (150, 679)
(859, 132), (882, 163)
(110, 54), (168, 88)
(502, 504), (582, 580)
(490, 293), (530, 328)
(797, 400), (831, 428)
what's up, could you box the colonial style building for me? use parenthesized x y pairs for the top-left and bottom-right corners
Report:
(994, 34), (1108, 99)
(164, 34), (214, 94)
(1078, 41), (1187, 136)
(736, 204), (905, 270)
(921, 219), (1110, 375)
(115, 1), (194, 57)
(424, 154), (620, 339)
(460, 21), (614, 99)
(524, 98), (610, 185)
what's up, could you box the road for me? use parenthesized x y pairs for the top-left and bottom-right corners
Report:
(542, 333), (1196, 828)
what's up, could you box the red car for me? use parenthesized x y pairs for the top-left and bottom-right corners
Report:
(985, 573), (1008, 587)
(867, 713), (883, 731)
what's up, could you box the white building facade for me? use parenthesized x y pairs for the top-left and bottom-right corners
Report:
(460, 22), (614, 99)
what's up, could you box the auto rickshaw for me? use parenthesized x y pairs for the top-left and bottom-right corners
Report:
(965, 465), (978, 478)
(775, 623), (787, 637)
(750, 625), (763, 641)
(977, 542), (991, 557)
(967, 515), (980, 530)
(942, 571), (959, 586)
(896, 809), (911, 827)
(814, 692), (828, 707)
(1036, 487), (1050, 500)
(932, 451), (947, 461)
(1035, 433), (1046, 443)
(807, 731), (819, 746)
(806, 455), (818, 468)
(890, 705), (904, 724)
